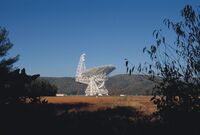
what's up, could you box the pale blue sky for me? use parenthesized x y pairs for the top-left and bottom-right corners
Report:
(0, 0), (199, 76)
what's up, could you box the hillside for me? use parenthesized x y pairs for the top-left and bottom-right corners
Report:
(41, 74), (155, 95)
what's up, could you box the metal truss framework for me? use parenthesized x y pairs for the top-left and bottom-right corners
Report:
(75, 53), (115, 96)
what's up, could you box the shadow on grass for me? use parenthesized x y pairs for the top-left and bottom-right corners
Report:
(0, 103), (199, 135)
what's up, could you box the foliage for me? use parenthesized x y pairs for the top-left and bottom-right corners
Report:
(0, 27), (47, 104)
(126, 5), (200, 121)
(30, 79), (58, 96)
(0, 67), (44, 104)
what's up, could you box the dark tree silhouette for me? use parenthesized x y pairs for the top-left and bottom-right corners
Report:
(126, 5), (200, 121)
(30, 79), (58, 96)
(0, 27), (47, 104)
(6, 68), (46, 104)
(0, 27), (19, 104)
(0, 28), (19, 70)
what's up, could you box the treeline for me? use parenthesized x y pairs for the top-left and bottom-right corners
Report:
(42, 75), (155, 96)
(0, 27), (57, 105)
(30, 79), (57, 96)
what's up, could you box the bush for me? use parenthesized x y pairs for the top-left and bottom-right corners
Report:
(30, 79), (58, 96)
(126, 5), (200, 122)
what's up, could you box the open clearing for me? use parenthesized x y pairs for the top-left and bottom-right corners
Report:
(45, 96), (156, 114)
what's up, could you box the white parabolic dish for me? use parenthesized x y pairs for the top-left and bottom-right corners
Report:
(75, 54), (116, 96)
(81, 65), (116, 77)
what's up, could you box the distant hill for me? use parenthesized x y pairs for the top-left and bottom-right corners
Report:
(41, 74), (155, 96)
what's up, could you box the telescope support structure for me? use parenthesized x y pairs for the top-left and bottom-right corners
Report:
(75, 53), (112, 96)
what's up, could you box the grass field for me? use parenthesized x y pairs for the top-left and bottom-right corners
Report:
(4, 96), (198, 135)
(45, 96), (156, 114)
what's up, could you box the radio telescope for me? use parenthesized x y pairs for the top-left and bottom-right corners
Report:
(75, 53), (116, 96)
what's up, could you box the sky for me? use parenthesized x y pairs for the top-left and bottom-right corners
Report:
(0, 0), (199, 77)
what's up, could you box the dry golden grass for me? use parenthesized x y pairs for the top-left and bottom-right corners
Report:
(44, 96), (156, 114)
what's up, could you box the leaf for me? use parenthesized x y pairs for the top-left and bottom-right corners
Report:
(125, 60), (128, 67)
(143, 47), (146, 53)
(163, 37), (165, 44)
(131, 66), (135, 72)
(153, 30), (156, 36)
(149, 64), (152, 69)
(151, 45), (157, 53)
(156, 32), (158, 39)
(149, 70), (152, 74)
(138, 63), (141, 72)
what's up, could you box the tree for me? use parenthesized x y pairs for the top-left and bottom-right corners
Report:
(0, 27), (46, 104)
(126, 5), (200, 121)
(30, 79), (58, 96)
(0, 27), (19, 104)
(0, 27), (19, 75)
(4, 68), (42, 104)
